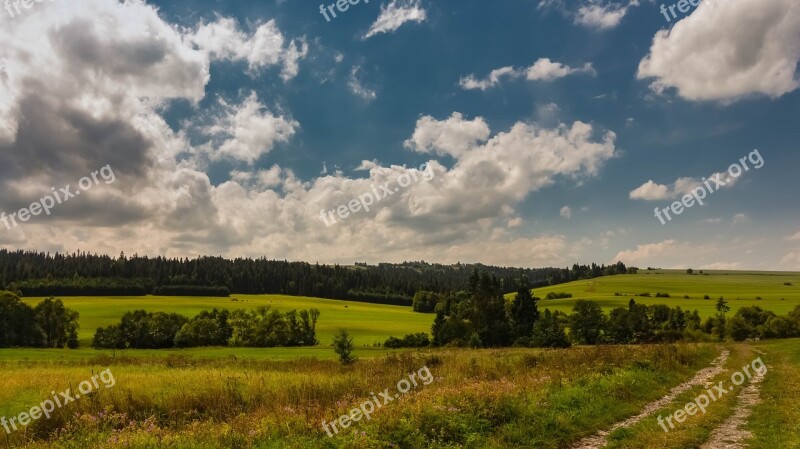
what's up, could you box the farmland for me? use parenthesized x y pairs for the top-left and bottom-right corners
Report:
(2, 270), (800, 447)
(510, 269), (800, 317)
(1, 340), (797, 448)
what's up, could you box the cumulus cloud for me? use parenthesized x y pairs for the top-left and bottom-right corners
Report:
(575, 0), (639, 30)
(459, 58), (595, 90)
(612, 239), (677, 266)
(459, 67), (518, 90)
(526, 58), (596, 81)
(363, 0), (427, 40)
(0, 0), (622, 266)
(560, 206), (572, 219)
(629, 171), (738, 201)
(788, 231), (800, 241)
(198, 92), (299, 165)
(637, 0), (800, 102)
(189, 17), (308, 81)
(404, 113), (490, 158)
(538, 0), (639, 30)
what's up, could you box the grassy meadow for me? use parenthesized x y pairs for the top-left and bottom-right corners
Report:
(510, 269), (800, 317)
(18, 294), (434, 351)
(3, 269), (796, 363)
(3, 270), (800, 447)
(1, 341), (796, 448)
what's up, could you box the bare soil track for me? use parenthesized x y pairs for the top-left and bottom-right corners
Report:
(571, 349), (731, 449)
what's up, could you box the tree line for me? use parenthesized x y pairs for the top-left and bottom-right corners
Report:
(0, 291), (79, 348)
(0, 249), (630, 305)
(388, 271), (800, 348)
(92, 307), (320, 349)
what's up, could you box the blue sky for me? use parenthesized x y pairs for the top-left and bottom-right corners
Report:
(0, 0), (798, 270)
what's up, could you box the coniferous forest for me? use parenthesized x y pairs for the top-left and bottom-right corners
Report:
(0, 250), (631, 304)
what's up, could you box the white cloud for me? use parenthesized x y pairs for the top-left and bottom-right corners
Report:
(199, 92), (298, 165)
(637, 0), (800, 102)
(629, 171), (738, 201)
(612, 240), (677, 266)
(459, 67), (518, 91)
(788, 231), (800, 241)
(699, 262), (741, 270)
(560, 206), (572, 219)
(733, 213), (748, 224)
(363, 0), (427, 40)
(782, 250), (800, 270)
(0, 0), (624, 267)
(526, 58), (595, 81)
(629, 180), (671, 200)
(575, 0), (639, 30)
(404, 113), (491, 158)
(459, 58), (595, 90)
(190, 18), (308, 81)
(348, 66), (377, 101)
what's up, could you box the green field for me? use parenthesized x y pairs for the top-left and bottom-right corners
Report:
(5, 270), (798, 363)
(1, 341), (797, 448)
(4, 270), (800, 447)
(18, 294), (434, 353)
(510, 269), (800, 317)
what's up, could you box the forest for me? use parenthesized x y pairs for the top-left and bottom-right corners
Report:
(0, 250), (630, 304)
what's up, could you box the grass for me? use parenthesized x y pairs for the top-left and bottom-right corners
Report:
(19, 294), (434, 349)
(509, 269), (800, 317)
(746, 339), (800, 448)
(0, 344), (717, 448)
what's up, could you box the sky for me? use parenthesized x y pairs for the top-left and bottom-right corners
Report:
(0, 0), (798, 270)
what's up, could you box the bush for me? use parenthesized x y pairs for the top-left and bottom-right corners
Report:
(411, 291), (441, 313)
(545, 292), (573, 300)
(384, 333), (431, 348)
(0, 292), (79, 348)
(333, 329), (356, 365)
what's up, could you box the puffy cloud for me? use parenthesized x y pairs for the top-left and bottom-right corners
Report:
(198, 93), (298, 165)
(459, 59), (595, 90)
(788, 231), (800, 241)
(538, 0), (639, 30)
(629, 171), (738, 201)
(0, 0), (622, 266)
(459, 67), (518, 90)
(560, 206), (572, 219)
(612, 239), (677, 266)
(575, 0), (639, 30)
(189, 17), (308, 81)
(363, 0), (426, 40)
(629, 180), (671, 200)
(526, 58), (595, 81)
(638, 0), (800, 102)
(404, 113), (490, 158)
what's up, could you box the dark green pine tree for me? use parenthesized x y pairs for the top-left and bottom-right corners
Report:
(510, 276), (539, 342)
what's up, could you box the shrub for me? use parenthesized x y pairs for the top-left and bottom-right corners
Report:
(384, 333), (430, 348)
(545, 292), (572, 300)
(333, 329), (356, 365)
